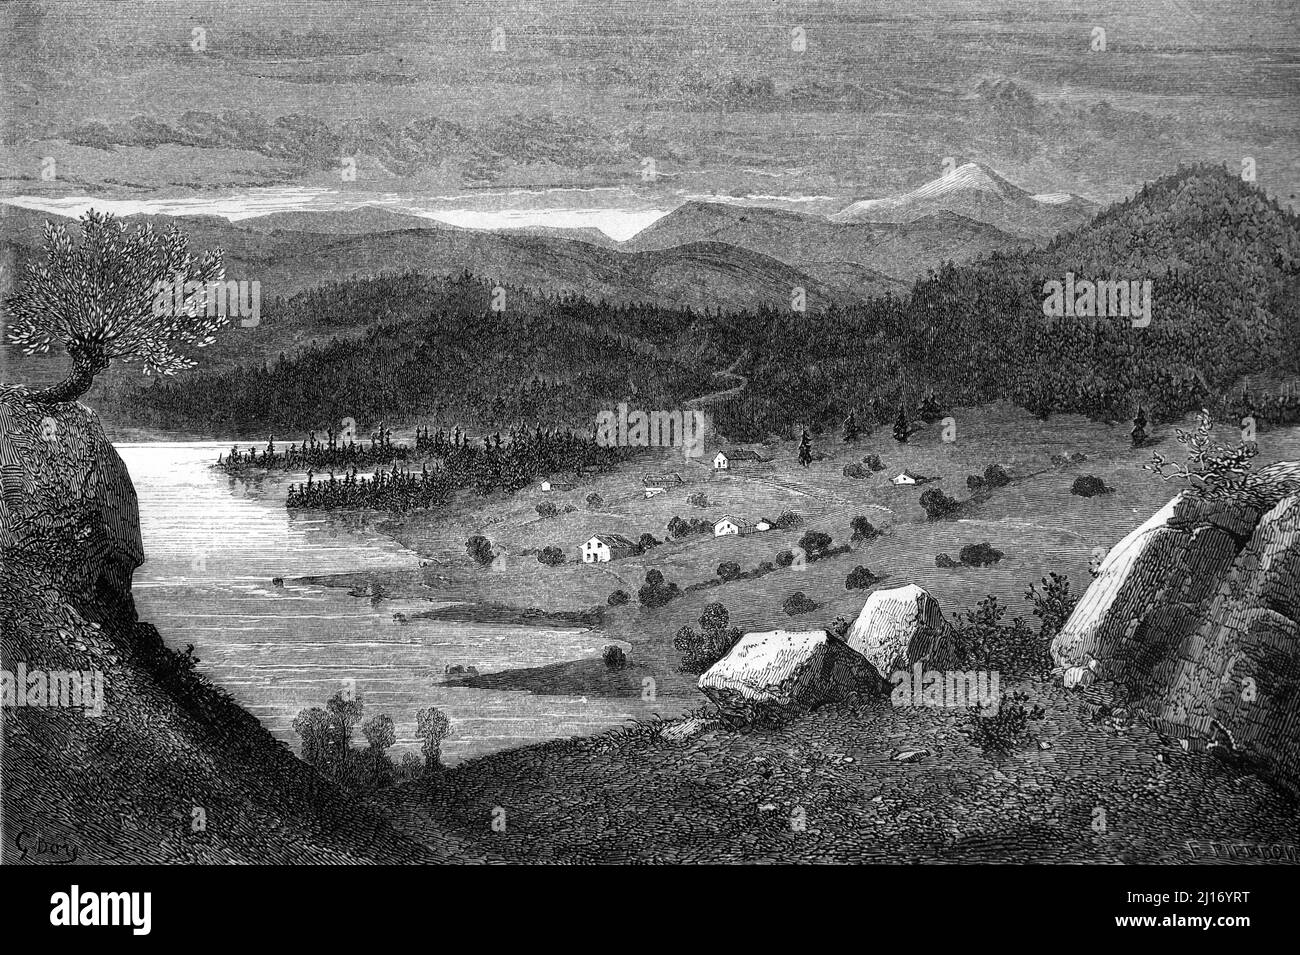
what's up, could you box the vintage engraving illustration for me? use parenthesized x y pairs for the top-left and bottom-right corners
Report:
(1, 0), (1297, 866)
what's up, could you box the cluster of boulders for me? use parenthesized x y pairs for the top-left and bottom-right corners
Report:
(698, 583), (948, 719)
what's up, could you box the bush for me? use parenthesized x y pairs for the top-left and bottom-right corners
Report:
(966, 474), (986, 492)
(920, 487), (961, 519)
(668, 515), (714, 539)
(983, 464), (1012, 488)
(959, 542), (1004, 566)
(673, 603), (743, 672)
(1070, 475), (1111, 497)
(863, 454), (885, 472)
(798, 530), (833, 557)
(537, 545), (566, 566)
(935, 553), (960, 568)
(687, 492), (709, 507)
(607, 589), (630, 606)
(586, 492), (604, 508)
(966, 692), (1045, 758)
(842, 462), (868, 479)
(1025, 572), (1079, 640)
(845, 565), (879, 590)
(638, 569), (681, 608)
(850, 516), (881, 541)
(466, 535), (495, 566)
(638, 533), (661, 552)
(776, 549), (795, 567)
(941, 595), (1049, 675)
(783, 591), (817, 615)
(717, 560), (742, 581)
(772, 510), (804, 529)
(535, 500), (558, 518)
(602, 644), (627, 669)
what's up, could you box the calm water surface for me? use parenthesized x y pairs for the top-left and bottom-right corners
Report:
(117, 442), (657, 765)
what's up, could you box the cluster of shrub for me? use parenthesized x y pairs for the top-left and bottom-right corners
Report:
(935, 573), (1079, 678)
(1070, 475), (1112, 497)
(292, 691), (451, 791)
(966, 464), (1011, 493)
(674, 603), (744, 673)
(776, 530), (851, 567)
(685, 558), (778, 592)
(936, 542), (1005, 568)
(843, 453), (886, 479)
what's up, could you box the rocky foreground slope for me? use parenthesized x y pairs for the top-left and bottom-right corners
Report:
(0, 386), (445, 863)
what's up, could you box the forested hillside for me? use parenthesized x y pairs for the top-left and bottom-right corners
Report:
(117, 167), (1300, 440)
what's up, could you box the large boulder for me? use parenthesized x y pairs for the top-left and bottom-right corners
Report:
(699, 629), (882, 719)
(844, 584), (948, 675)
(1052, 464), (1300, 791)
(0, 386), (143, 600)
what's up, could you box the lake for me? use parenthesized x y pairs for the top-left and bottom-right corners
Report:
(117, 442), (658, 765)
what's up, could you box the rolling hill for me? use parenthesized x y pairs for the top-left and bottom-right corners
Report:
(622, 198), (1026, 286)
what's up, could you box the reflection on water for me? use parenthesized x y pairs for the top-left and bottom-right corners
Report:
(117, 443), (658, 765)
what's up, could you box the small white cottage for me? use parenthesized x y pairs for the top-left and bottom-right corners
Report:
(891, 470), (925, 486)
(714, 516), (762, 537)
(714, 449), (763, 470)
(582, 534), (639, 563)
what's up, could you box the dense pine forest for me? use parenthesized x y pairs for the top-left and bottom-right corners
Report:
(116, 167), (1300, 440)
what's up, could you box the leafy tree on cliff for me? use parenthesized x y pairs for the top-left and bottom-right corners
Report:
(5, 211), (226, 403)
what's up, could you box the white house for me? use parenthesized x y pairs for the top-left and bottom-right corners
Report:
(714, 449), (763, 470)
(891, 469), (928, 486)
(714, 516), (766, 537)
(541, 479), (577, 492)
(582, 534), (639, 563)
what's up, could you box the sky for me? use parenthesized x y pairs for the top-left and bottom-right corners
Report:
(2, 0), (1297, 235)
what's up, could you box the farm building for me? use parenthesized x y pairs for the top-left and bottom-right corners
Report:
(713, 516), (769, 537)
(713, 449), (764, 470)
(643, 472), (684, 498)
(541, 479), (577, 492)
(891, 469), (931, 486)
(582, 534), (639, 563)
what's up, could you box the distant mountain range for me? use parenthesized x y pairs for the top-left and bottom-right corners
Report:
(0, 163), (1099, 321)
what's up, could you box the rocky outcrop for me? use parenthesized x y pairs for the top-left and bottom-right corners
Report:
(1052, 464), (1300, 791)
(699, 629), (882, 719)
(844, 584), (949, 675)
(0, 386), (143, 599)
